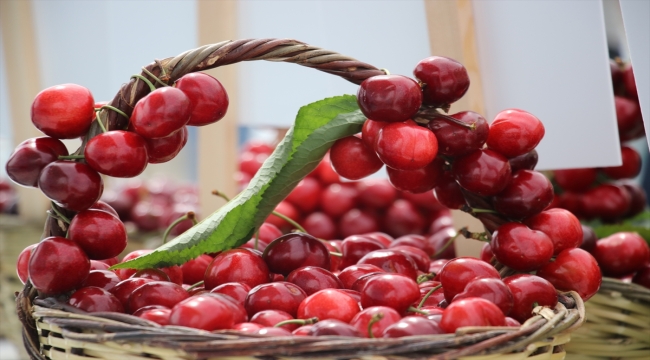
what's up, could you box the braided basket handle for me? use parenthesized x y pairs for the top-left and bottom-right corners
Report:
(99, 38), (385, 134)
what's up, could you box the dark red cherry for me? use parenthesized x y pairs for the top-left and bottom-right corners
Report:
(614, 95), (642, 135)
(128, 281), (189, 314)
(84, 131), (148, 177)
(602, 146), (642, 180)
(581, 184), (631, 221)
(554, 168), (597, 193)
(38, 161), (103, 211)
(68, 209), (127, 259)
(383, 316), (444, 337)
(5, 137), (69, 187)
(68, 286), (124, 313)
(357, 179), (397, 208)
(376, 121), (438, 171)
(414, 56), (470, 106)
(302, 212), (337, 240)
(486, 109), (545, 158)
(452, 149), (512, 196)
(263, 233), (330, 276)
(28, 236), (90, 295)
(245, 281), (307, 317)
(308, 319), (363, 337)
(340, 235), (386, 269)
(287, 266), (343, 295)
(493, 170), (554, 220)
(338, 209), (379, 238)
(81, 270), (121, 292)
(250, 310), (297, 331)
(130, 87), (191, 138)
(508, 149), (538, 172)
(434, 170), (467, 209)
(31, 83), (95, 139)
(330, 136), (383, 180)
(592, 232), (649, 277)
(525, 208), (583, 255)
(357, 75), (422, 123)
(337, 264), (385, 289)
(491, 223), (554, 272)
(320, 183), (358, 219)
(131, 269), (170, 282)
(383, 199), (426, 237)
(504, 274), (557, 323)
(428, 111), (489, 157)
(174, 72), (228, 126)
(144, 126), (188, 164)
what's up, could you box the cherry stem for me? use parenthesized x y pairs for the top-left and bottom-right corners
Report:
(416, 107), (474, 130)
(141, 67), (169, 87)
(367, 313), (384, 338)
(433, 228), (464, 258)
(162, 212), (196, 244)
(274, 317), (318, 328)
(380, 68), (390, 75)
(99, 105), (129, 120)
(131, 74), (156, 92)
(459, 228), (491, 242)
(416, 273), (436, 284)
(58, 155), (85, 160)
(406, 306), (429, 316)
(461, 205), (499, 216)
(329, 251), (343, 257)
(417, 284), (443, 309)
(49, 202), (71, 224)
(211, 190), (230, 202)
(187, 280), (204, 291)
(94, 112), (108, 133)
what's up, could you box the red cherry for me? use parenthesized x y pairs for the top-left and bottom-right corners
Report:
(480, 242), (494, 263)
(204, 249), (270, 290)
(363, 232), (394, 247)
(434, 170), (467, 209)
(553, 168), (597, 193)
(285, 177), (322, 213)
(491, 223), (554, 272)
(245, 281), (307, 317)
(302, 212), (337, 240)
(340, 235), (386, 269)
(68, 286), (124, 313)
(144, 126), (188, 164)
(425, 228), (457, 260)
(311, 152), (341, 185)
(414, 56), (470, 106)
(603, 146), (642, 179)
(350, 306), (402, 338)
(357, 75), (422, 123)
(357, 179), (397, 209)
(525, 208), (583, 255)
(382, 199), (426, 237)
(428, 111), (489, 157)
(16, 244), (37, 284)
(128, 281), (189, 314)
(632, 264), (650, 289)
(31, 83), (95, 139)
(386, 157), (443, 193)
(28, 236), (90, 295)
(114, 250), (152, 280)
(5, 137), (69, 187)
(486, 109), (545, 158)
(38, 161), (103, 211)
(131, 269), (170, 282)
(320, 183), (359, 219)
(361, 119), (388, 151)
(263, 233), (330, 276)
(537, 248), (601, 300)
(493, 170), (554, 220)
(250, 310), (297, 331)
(389, 245), (431, 272)
(439, 257), (500, 303)
(109, 278), (154, 309)
(238, 151), (268, 177)
(233, 322), (264, 333)
(508, 149), (539, 172)
(376, 121), (438, 171)
(81, 270), (121, 292)
(614, 96), (642, 135)
(84, 131), (148, 177)
(623, 65), (638, 97)
(297, 289), (360, 323)
(210, 282), (251, 305)
(360, 273), (420, 313)
(619, 181), (648, 218)
(579, 224), (598, 253)
(440, 297), (506, 333)
(452, 149), (512, 196)
(287, 266), (343, 295)
(452, 278), (513, 316)
(581, 184), (631, 221)
(504, 274), (557, 323)
(180, 254), (212, 285)
(391, 234), (433, 257)
(90, 200), (119, 218)
(174, 72), (228, 126)
(135, 307), (171, 326)
(592, 232), (649, 277)
(169, 294), (240, 331)
(382, 316), (444, 337)
(68, 209), (127, 259)
(130, 87), (191, 138)
(337, 264), (385, 289)
(330, 136), (383, 180)
(265, 200), (300, 231)
(357, 249), (419, 280)
(338, 209), (379, 238)
(307, 319), (363, 337)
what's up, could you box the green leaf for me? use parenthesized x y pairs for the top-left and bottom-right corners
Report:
(111, 95), (364, 270)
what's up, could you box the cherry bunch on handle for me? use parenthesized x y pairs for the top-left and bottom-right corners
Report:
(328, 55), (603, 301)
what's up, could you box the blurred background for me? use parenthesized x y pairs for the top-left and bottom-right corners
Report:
(0, 1), (647, 359)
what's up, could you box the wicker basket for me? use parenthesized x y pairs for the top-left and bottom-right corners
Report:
(565, 278), (650, 359)
(15, 39), (588, 359)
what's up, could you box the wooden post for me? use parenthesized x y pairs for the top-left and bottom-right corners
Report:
(196, 0), (239, 218)
(0, 0), (49, 223)
(424, 0), (487, 257)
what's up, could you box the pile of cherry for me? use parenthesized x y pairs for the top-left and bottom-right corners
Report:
(552, 61), (646, 223)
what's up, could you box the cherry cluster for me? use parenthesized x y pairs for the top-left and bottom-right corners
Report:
(552, 62), (646, 223)
(6, 73), (227, 299)
(237, 139), (454, 241)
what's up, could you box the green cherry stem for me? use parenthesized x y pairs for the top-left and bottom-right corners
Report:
(433, 228), (464, 258)
(367, 313), (384, 338)
(187, 280), (204, 291)
(141, 67), (169, 87)
(459, 228), (491, 242)
(162, 211), (196, 244)
(417, 284), (443, 309)
(274, 317), (318, 328)
(131, 74), (157, 92)
(99, 105), (130, 120)
(58, 155), (85, 160)
(49, 202), (71, 224)
(94, 112), (108, 133)
(406, 306), (429, 315)
(254, 230), (261, 251)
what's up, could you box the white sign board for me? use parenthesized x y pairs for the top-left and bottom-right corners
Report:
(472, 0), (621, 170)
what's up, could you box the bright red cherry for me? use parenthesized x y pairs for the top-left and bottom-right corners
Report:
(553, 168), (597, 193)
(5, 137), (69, 187)
(452, 278), (513, 316)
(174, 72), (228, 126)
(16, 244), (37, 284)
(428, 111), (489, 157)
(440, 297), (506, 333)
(383, 199), (427, 237)
(350, 306), (402, 338)
(603, 146), (642, 180)
(263, 233), (330, 276)
(360, 273), (420, 313)
(204, 249), (270, 290)
(68, 286), (124, 313)
(68, 209), (127, 259)
(486, 109), (545, 158)
(250, 310), (297, 331)
(338, 209), (379, 238)
(84, 131), (148, 177)
(302, 212), (337, 240)
(38, 161), (103, 211)
(414, 56), (470, 106)
(375, 121), (438, 171)
(285, 177), (322, 213)
(245, 281), (307, 317)
(127, 281), (189, 314)
(357, 249), (419, 280)
(525, 208), (582, 255)
(180, 254), (213, 285)
(297, 289), (360, 323)
(28, 236), (90, 295)
(386, 157), (443, 193)
(337, 264), (385, 289)
(287, 266), (343, 295)
(320, 183), (359, 219)
(491, 223), (554, 272)
(592, 232), (649, 277)
(330, 136), (383, 180)
(439, 257), (500, 303)
(169, 294), (239, 331)
(493, 170), (554, 220)
(357, 75), (422, 123)
(31, 83), (95, 139)
(81, 270), (121, 292)
(109, 278), (154, 309)
(361, 119), (388, 151)
(265, 200), (300, 231)
(135, 307), (171, 326)
(504, 274), (557, 323)
(452, 149), (512, 196)
(144, 126), (188, 164)
(130, 87), (191, 139)
(210, 282), (251, 305)
(537, 248), (601, 300)
(383, 316), (444, 337)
